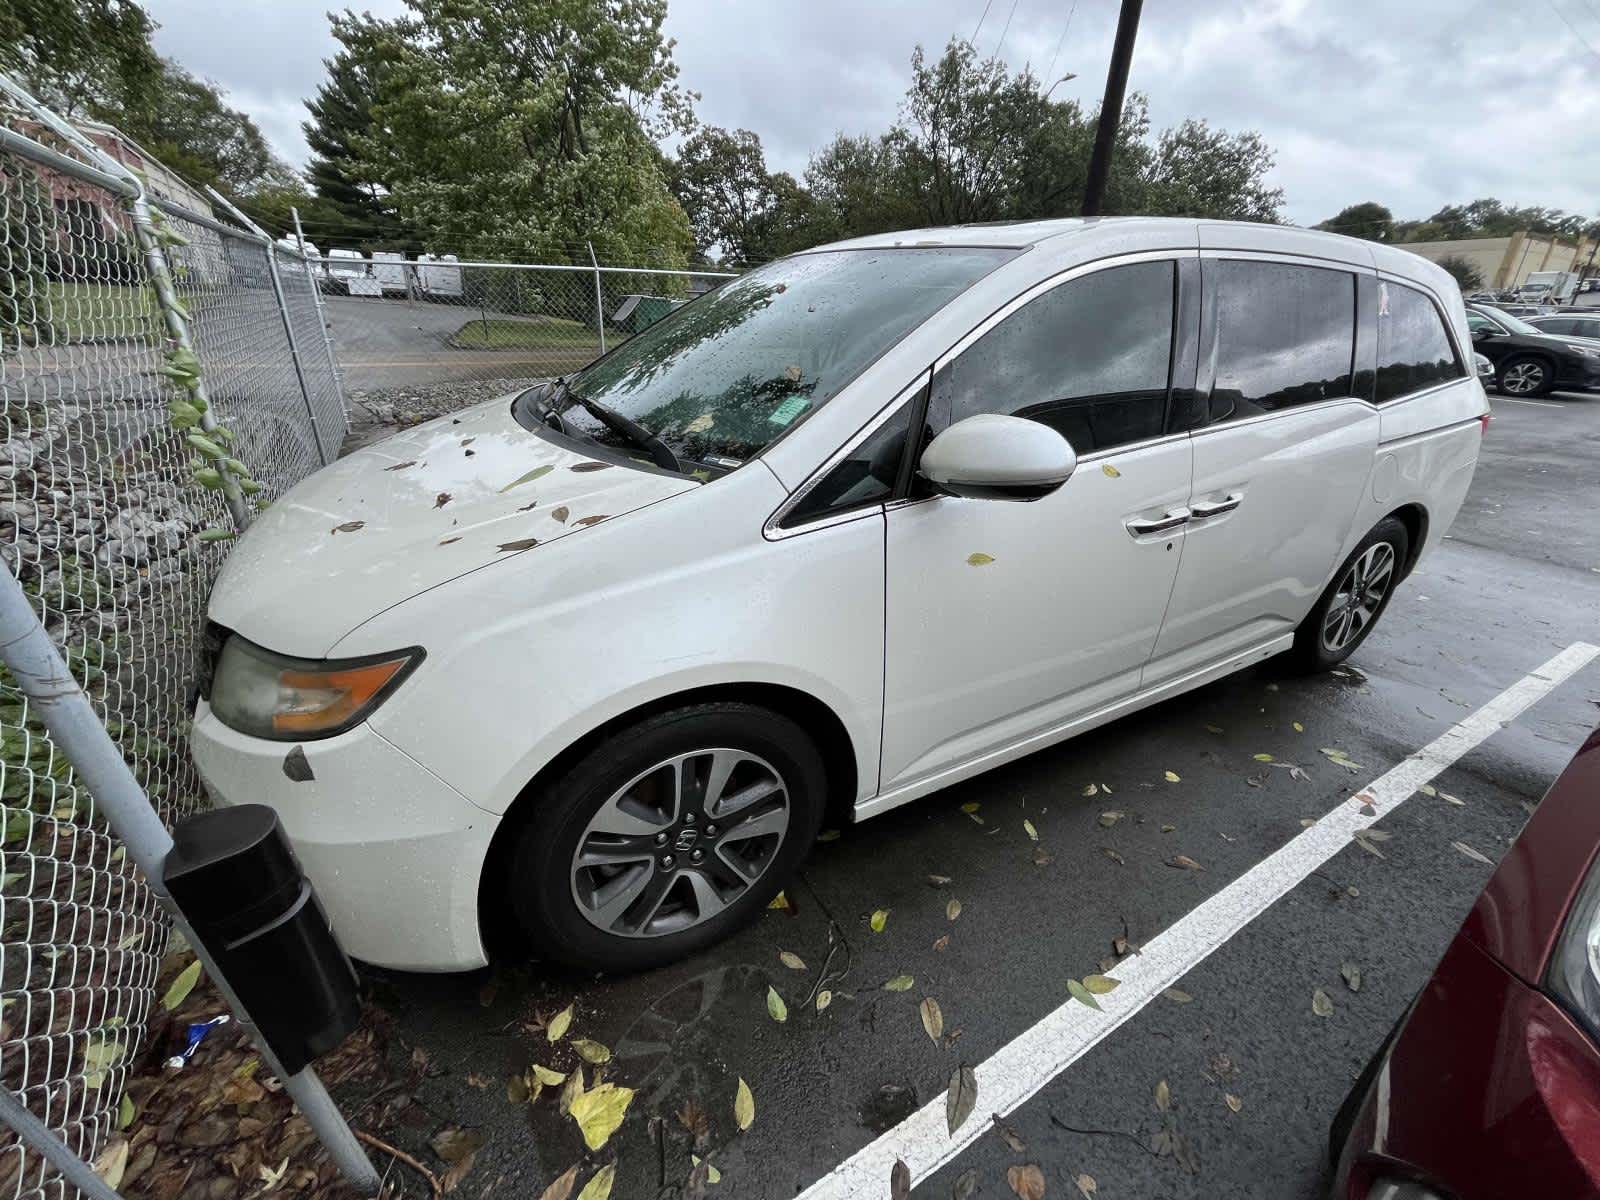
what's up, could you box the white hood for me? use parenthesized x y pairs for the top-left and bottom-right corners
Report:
(208, 397), (697, 656)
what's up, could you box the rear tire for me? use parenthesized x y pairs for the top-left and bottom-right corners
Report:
(504, 703), (825, 972)
(1290, 517), (1409, 673)
(1496, 354), (1554, 396)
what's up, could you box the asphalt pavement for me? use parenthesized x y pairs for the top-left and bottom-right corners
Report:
(356, 386), (1600, 1199)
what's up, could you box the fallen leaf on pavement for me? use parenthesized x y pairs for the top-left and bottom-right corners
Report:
(1081, 783), (1099, 796)
(1035, 846), (1057, 865)
(1008, 1164), (1046, 1199)
(735, 1078), (755, 1131)
(1253, 753), (1275, 762)
(1067, 979), (1102, 1011)
(921, 997), (944, 1042)
(548, 1004), (573, 1042)
(1225, 1093), (1243, 1113)
(947, 1064), (978, 1134)
(1341, 961), (1363, 992)
(954, 1168), (979, 1199)
(992, 1114), (1027, 1152)
(559, 1068), (584, 1117)
(1100, 847), (1122, 865)
(1155, 1079), (1171, 1111)
(885, 975), (915, 992)
(1098, 811), (1122, 828)
(1082, 974), (1119, 995)
(570, 1083), (633, 1151)
(780, 951), (806, 970)
(816, 989), (834, 1011)
(870, 909), (889, 932)
(1453, 841), (1492, 864)
(538, 1165), (579, 1200)
(1164, 770), (1181, 783)
(769, 891), (791, 910)
(571, 1038), (611, 1064)
(947, 898), (962, 921)
(932, 935), (950, 952)
(1075, 1172), (1098, 1198)
(928, 874), (953, 886)
(1312, 987), (1334, 1017)
(1162, 987), (1193, 1004)
(1167, 855), (1204, 871)
(576, 1163), (614, 1200)
(767, 986), (788, 1022)
(891, 1159), (911, 1200)
(1023, 819), (1039, 841)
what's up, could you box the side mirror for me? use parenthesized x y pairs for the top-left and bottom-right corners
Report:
(918, 413), (1077, 501)
(1471, 327), (1495, 341)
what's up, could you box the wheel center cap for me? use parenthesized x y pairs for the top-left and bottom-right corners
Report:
(673, 827), (700, 852)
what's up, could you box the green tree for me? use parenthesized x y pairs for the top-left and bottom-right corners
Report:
(1435, 253), (1484, 291)
(669, 126), (783, 263)
(0, 0), (161, 119)
(1316, 202), (1395, 241)
(342, 0), (696, 266)
(1143, 119), (1282, 220)
(302, 17), (407, 246)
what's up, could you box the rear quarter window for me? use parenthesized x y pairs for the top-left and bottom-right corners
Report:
(1375, 282), (1465, 403)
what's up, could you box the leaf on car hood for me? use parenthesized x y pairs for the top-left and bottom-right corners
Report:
(499, 464), (554, 492)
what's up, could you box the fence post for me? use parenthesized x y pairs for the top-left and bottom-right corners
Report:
(588, 240), (607, 355)
(0, 566), (383, 1195)
(292, 207), (348, 420)
(206, 187), (328, 466)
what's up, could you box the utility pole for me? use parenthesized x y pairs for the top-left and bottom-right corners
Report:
(1081, 0), (1144, 218)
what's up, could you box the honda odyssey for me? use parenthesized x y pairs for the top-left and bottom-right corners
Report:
(191, 218), (1489, 972)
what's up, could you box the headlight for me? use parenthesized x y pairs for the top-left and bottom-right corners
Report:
(1565, 343), (1600, 359)
(209, 635), (423, 740)
(1474, 353), (1495, 378)
(1547, 845), (1600, 1040)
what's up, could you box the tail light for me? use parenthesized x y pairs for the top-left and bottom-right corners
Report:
(1480, 413), (1491, 435)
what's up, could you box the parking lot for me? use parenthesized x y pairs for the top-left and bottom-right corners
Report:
(334, 381), (1600, 1198)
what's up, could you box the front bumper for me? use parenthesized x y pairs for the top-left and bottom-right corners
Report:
(1331, 932), (1600, 1198)
(189, 700), (498, 971)
(1556, 358), (1600, 391)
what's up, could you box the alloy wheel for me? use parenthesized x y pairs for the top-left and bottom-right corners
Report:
(570, 749), (791, 938)
(1500, 361), (1546, 395)
(1321, 541), (1396, 653)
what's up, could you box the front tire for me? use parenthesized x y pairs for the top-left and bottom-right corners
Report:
(1290, 517), (1409, 672)
(1497, 354), (1554, 396)
(505, 703), (826, 972)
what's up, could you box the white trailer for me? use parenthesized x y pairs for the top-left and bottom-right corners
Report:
(327, 248), (381, 297)
(415, 253), (463, 299)
(371, 251), (411, 296)
(1518, 270), (1579, 304)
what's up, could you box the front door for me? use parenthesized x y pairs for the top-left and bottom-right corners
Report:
(880, 255), (1197, 794)
(1147, 256), (1378, 684)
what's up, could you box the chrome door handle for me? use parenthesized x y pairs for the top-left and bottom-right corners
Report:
(1190, 493), (1243, 519)
(1125, 507), (1191, 536)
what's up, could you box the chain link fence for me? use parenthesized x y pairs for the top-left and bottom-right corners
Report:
(313, 255), (734, 433)
(0, 94), (344, 1198)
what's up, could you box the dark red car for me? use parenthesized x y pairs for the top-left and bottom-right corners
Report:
(1329, 724), (1600, 1199)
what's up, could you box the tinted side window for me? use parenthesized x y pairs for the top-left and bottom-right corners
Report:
(1535, 317), (1575, 335)
(934, 261), (1175, 454)
(1209, 260), (1355, 421)
(782, 402), (912, 527)
(1375, 282), (1465, 403)
(1465, 312), (1498, 333)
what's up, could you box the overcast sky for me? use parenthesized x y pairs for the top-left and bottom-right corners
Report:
(143, 0), (1600, 227)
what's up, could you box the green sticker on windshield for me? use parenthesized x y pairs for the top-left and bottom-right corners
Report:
(768, 396), (810, 427)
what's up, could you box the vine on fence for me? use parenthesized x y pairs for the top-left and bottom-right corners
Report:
(143, 205), (264, 539)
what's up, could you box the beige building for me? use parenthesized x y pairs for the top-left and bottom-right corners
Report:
(1402, 232), (1598, 291)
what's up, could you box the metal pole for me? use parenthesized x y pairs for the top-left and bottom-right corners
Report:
(293, 207), (348, 423)
(0, 70), (252, 531)
(0, 1088), (125, 1200)
(0, 569), (382, 1195)
(1081, 0), (1143, 218)
(588, 240), (607, 355)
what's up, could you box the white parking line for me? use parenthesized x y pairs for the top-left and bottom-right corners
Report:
(1492, 397), (1565, 408)
(799, 641), (1600, 1198)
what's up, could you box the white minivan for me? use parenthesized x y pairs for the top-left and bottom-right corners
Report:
(191, 218), (1488, 972)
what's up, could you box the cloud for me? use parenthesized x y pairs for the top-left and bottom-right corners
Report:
(142, 0), (1600, 226)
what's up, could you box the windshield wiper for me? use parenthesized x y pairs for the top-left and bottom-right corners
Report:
(517, 380), (568, 432)
(561, 389), (682, 473)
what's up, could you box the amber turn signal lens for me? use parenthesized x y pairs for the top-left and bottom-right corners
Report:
(272, 658), (411, 735)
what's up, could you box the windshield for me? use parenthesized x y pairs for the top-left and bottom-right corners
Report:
(1480, 306), (1542, 335)
(523, 247), (1016, 471)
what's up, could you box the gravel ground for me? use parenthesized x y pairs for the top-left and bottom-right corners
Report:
(340, 377), (542, 456)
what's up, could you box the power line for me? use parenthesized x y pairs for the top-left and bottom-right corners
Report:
(994, 0), (1022, 57)
(971, 0), (996, 44)
(1044, 0), (1080, 84)
(1548, 0), (1600, 64)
